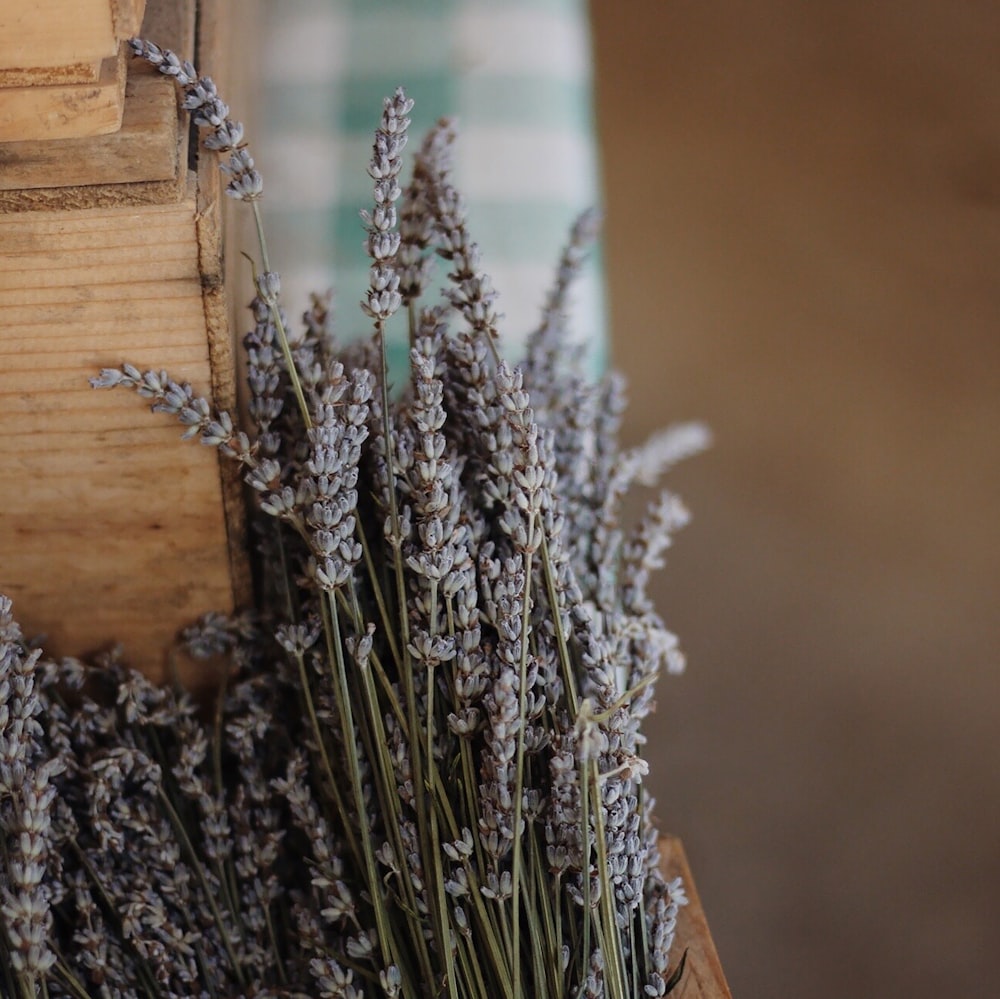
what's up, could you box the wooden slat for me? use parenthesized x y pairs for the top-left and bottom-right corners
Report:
(0, 61), (105, 89)
(0, 175), (237, 682)
(193, 0), (252, 609)
(0, 45), (127, 142)
(660, 836), (733, 998)
(0, 1), (144, 87)
(0, 0), (118, 71)
(0, 0), (193, 209)
(0, 0), (250, 681)
(0, 73), (179, 191)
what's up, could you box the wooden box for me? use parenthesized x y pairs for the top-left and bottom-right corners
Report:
(0, 0), (249, 682)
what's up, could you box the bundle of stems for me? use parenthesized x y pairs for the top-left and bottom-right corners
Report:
(0, 40), (707, 999)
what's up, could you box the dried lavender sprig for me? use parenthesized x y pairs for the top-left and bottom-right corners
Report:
(360, 87), (413, 326)
(129, 38), (312, 432)
(128, 39), (261, 202)
(523, 206), (602, 394)
(627, 422), (712, 488)
(89, 364), (256, 461)
(620, 491), (691, 619)
(421, 121), (504, 366)
(0, 598), (60, 989)
(397, 124), (455, 307)
(358, 86), (462, 999)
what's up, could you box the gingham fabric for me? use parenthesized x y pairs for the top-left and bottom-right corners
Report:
(257, 0), (605, 377)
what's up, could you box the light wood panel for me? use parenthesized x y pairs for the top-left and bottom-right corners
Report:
(0, 70), (180, 192)
(0, 0), (248, 681)
(0, 0), (119, 72)
(0, 46), (127, 142)
(0, 0), (147, 138)
(0, 175), (237, 681)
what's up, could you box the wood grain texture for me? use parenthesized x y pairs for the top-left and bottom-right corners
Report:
(0, 0), (193, 208)
(0, 0), (118, 71)
(0, 72), (180, 192)
(0, 0), (249, 681)
(0, 1), (143, 88)
(660, 836), (733, 998)
(112, 0), (148, 37)
(0, 61), (105, 89)
(0, 45), (127, 142)
(0, 175), (236, 681)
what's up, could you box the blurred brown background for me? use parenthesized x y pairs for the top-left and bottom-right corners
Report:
(590, 2), (999, 995)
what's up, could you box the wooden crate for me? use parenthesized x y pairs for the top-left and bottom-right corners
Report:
(0, 1), (147, 140)
(0, 0), (250, 683)
(662, 836), (733, 998)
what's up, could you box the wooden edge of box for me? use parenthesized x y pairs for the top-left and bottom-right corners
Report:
(0, 61), (105, 88)
(112, 0), (148, 38)
(660, 835), (733, 998)
(195, 0), (253, 611)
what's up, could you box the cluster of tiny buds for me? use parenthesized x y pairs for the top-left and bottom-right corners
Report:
(128, 38), (261, 201)
(360, 88), (414, 322)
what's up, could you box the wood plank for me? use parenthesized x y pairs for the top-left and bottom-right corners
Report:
(0, 73), (179, 191)
(0, 174), (236, 683)
(0, 45), (127, 142)
(0, 0), (143, 87)
(0, 0), (193, 209)
(0, 0), (250, 682)
(0, 0), (118, 71)
(660, 836), (733, 998)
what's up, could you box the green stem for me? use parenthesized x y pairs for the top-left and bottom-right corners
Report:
(293, 648), (362, 871)
(455, 928), (489, 999)
(588, 760), (627, 999)
(157, 789), (247, 988)
(355, 641), (436, 989)
(324, 593), (406, 988)
(430, 806), (460, 999)
(553, 871), (565, 991)
(264, 902), (287, 986)
(530, 823), (561, 999)
(539, 531), (579, 716)
(375, 321), (440, 995)
(250, 201), (311, 429)
(53, 956), (91, 999)
(356, 522), (401, 668)
(579, 751), (592, 984)
(510, 544), (535, 999)
(410, 737), (512, 995)
(211, 674), (244, 933)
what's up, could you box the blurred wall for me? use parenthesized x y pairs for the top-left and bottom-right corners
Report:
(590, 2), (1000, 996)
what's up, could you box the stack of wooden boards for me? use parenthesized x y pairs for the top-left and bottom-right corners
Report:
(0, 0), (249, 680)
(0, 0), (146, 141)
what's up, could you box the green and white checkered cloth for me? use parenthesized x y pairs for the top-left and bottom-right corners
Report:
(257, 0), (605, 377)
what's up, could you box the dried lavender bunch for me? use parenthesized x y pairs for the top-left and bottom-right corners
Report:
(0, 41), (707, 999)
